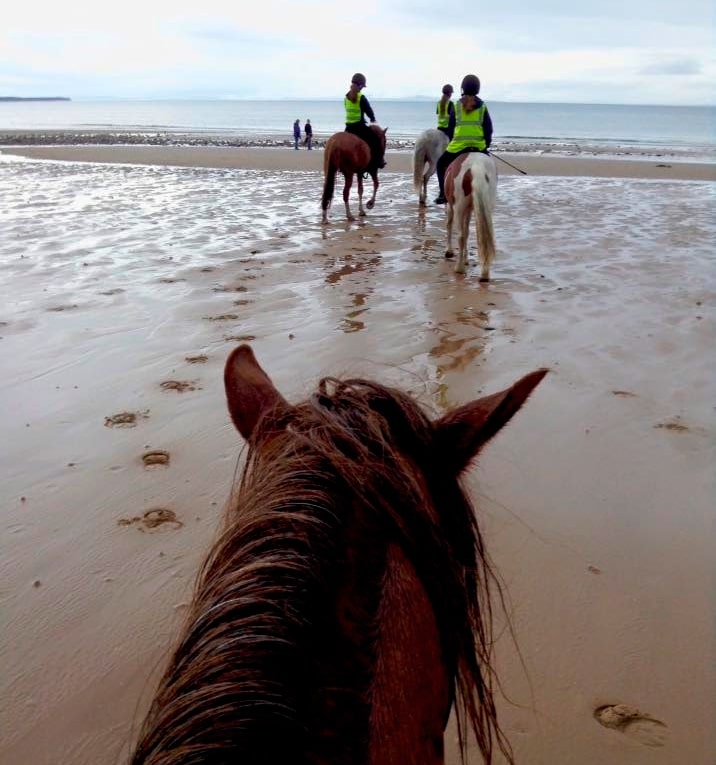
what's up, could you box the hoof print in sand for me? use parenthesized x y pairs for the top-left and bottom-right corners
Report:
(47, 304), (79, 312)
(160, 380), (200, 393)
(118, 508), (183, 532)
(141, 450), (170, 468)
(104, 410), (149, 428)
(594, 704), (668, 748)
(185, 355), (208, 364)
(654, 419), (689, 433)
(204, 313), (239, 322)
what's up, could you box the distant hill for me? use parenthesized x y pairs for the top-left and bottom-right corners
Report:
(0, 97), (71, 102)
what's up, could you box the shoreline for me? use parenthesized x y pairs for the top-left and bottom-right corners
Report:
(1, 128), (714, 163)
(3, 143), (716, 180)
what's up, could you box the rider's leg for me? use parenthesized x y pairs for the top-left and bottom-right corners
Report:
(435, 151), (457, 203)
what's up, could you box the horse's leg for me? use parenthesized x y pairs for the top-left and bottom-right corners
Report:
(357, 173), (366, 217)
(445, 202), (455, 259)
(455, 198), (471, 275)
(424, 159), (438, 207)
(365, 170), (379, 210)
(343, 172), (355, 221)
(420, 172), (427, 206)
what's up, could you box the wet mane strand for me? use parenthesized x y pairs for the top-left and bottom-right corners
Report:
(131, 377), (512, 765)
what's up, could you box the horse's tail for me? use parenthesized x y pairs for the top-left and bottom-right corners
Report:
(473, 157), (497, 279)
(412, 140), (428, 195)
(322, 148), (337, 212)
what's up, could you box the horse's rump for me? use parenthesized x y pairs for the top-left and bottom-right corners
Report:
(412, 128), (449, 196)
(444, 153), (470, 203)
(324, 131), (372, 175)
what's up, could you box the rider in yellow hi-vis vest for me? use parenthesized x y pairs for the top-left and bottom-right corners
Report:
(344, 72), (386, 169)
(434, 74), (493, 204)
(436, 84), (454, 140)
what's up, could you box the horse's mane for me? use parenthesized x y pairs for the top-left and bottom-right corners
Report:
(131, 377), (512, 765)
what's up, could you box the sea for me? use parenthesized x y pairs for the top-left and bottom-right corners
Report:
(1, 99), (714, 161)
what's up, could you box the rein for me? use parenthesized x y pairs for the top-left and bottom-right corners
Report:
(488, 151), (527, 175)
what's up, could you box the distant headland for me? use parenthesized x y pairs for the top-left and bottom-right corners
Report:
(0, 97), (71, 102)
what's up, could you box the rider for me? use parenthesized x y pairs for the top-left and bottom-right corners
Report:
(434, 74), (493, 204)
(344, 73), (386, 169)
(436, 84), (455, 140)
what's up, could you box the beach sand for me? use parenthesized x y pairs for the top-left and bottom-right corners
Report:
(4, 143), (716, 180)
(1, 148), (714, 764)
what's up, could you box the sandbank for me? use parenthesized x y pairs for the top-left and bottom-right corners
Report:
(3, 143), (716, 181)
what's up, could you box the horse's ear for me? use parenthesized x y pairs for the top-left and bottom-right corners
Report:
(224, 345), (288, 440)
(383, 127), (388, 135)
(433, 369), (547, 474)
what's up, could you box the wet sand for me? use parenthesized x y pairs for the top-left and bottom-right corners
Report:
(4, 143), (716, 180)
(0, 152), (714, 764)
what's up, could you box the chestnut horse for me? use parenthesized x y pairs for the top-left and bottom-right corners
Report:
(445, 152), (498, 280)
(321, 125), (387, 223)
(130, 344), (546, 765)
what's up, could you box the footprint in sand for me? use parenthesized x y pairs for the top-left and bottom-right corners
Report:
(212, 285), (248, 293)
(99, 288), (125, 296)
(654, 419), (690, 433)
(225, 334), (256, 343)
(141, 450), (170, 468)
(117, 508), (183, 532)
(612, 390), (637, 397)
(160, 380), (200, 393)
(104, 410), (149, 428)
(594, 704), (669, 748)
(47, 304), (79, 312)
(204, 313), (239, 322)
(185, 355), (208, 364)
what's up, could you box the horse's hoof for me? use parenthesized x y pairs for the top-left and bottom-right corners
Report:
(359, 210), (367, 217)
(454, 266), (466, 275)
(479, 276), (490, 283)
(347, 215), (356, 222)
(444, 251), (454, 259)
(366, 200), (375, 210)
(419, 198), (426, 206)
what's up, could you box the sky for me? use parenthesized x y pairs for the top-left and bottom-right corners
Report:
(1, 0), (714, 105)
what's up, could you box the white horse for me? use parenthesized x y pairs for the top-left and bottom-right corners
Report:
(412, 128), (449, 206)
(444, 152), (498, 280)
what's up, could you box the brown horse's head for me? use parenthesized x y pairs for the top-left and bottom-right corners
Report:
(131, 344), (546, 765)
(369, 123), (388, 170)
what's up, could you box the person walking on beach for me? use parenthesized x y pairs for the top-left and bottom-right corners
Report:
(304, 119), (313, 150)
(344, 73), (386, 169)
(293, 119), (301, 150)
(434, 74), (493, 204)
(436, 84), (455, 140)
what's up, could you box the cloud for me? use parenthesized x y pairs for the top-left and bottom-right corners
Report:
(0, 0), (714, 103)
(640, 58), (703, 76)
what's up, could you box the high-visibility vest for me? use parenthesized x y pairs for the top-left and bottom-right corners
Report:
(436, 99), (452, 128)
(345, 93), (363, 124)
(447, 102), (487, 153)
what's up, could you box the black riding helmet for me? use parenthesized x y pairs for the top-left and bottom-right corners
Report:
(351, 73), (367, 88)
(442, 84), (454, 95)
(461, 74), (481, 96)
